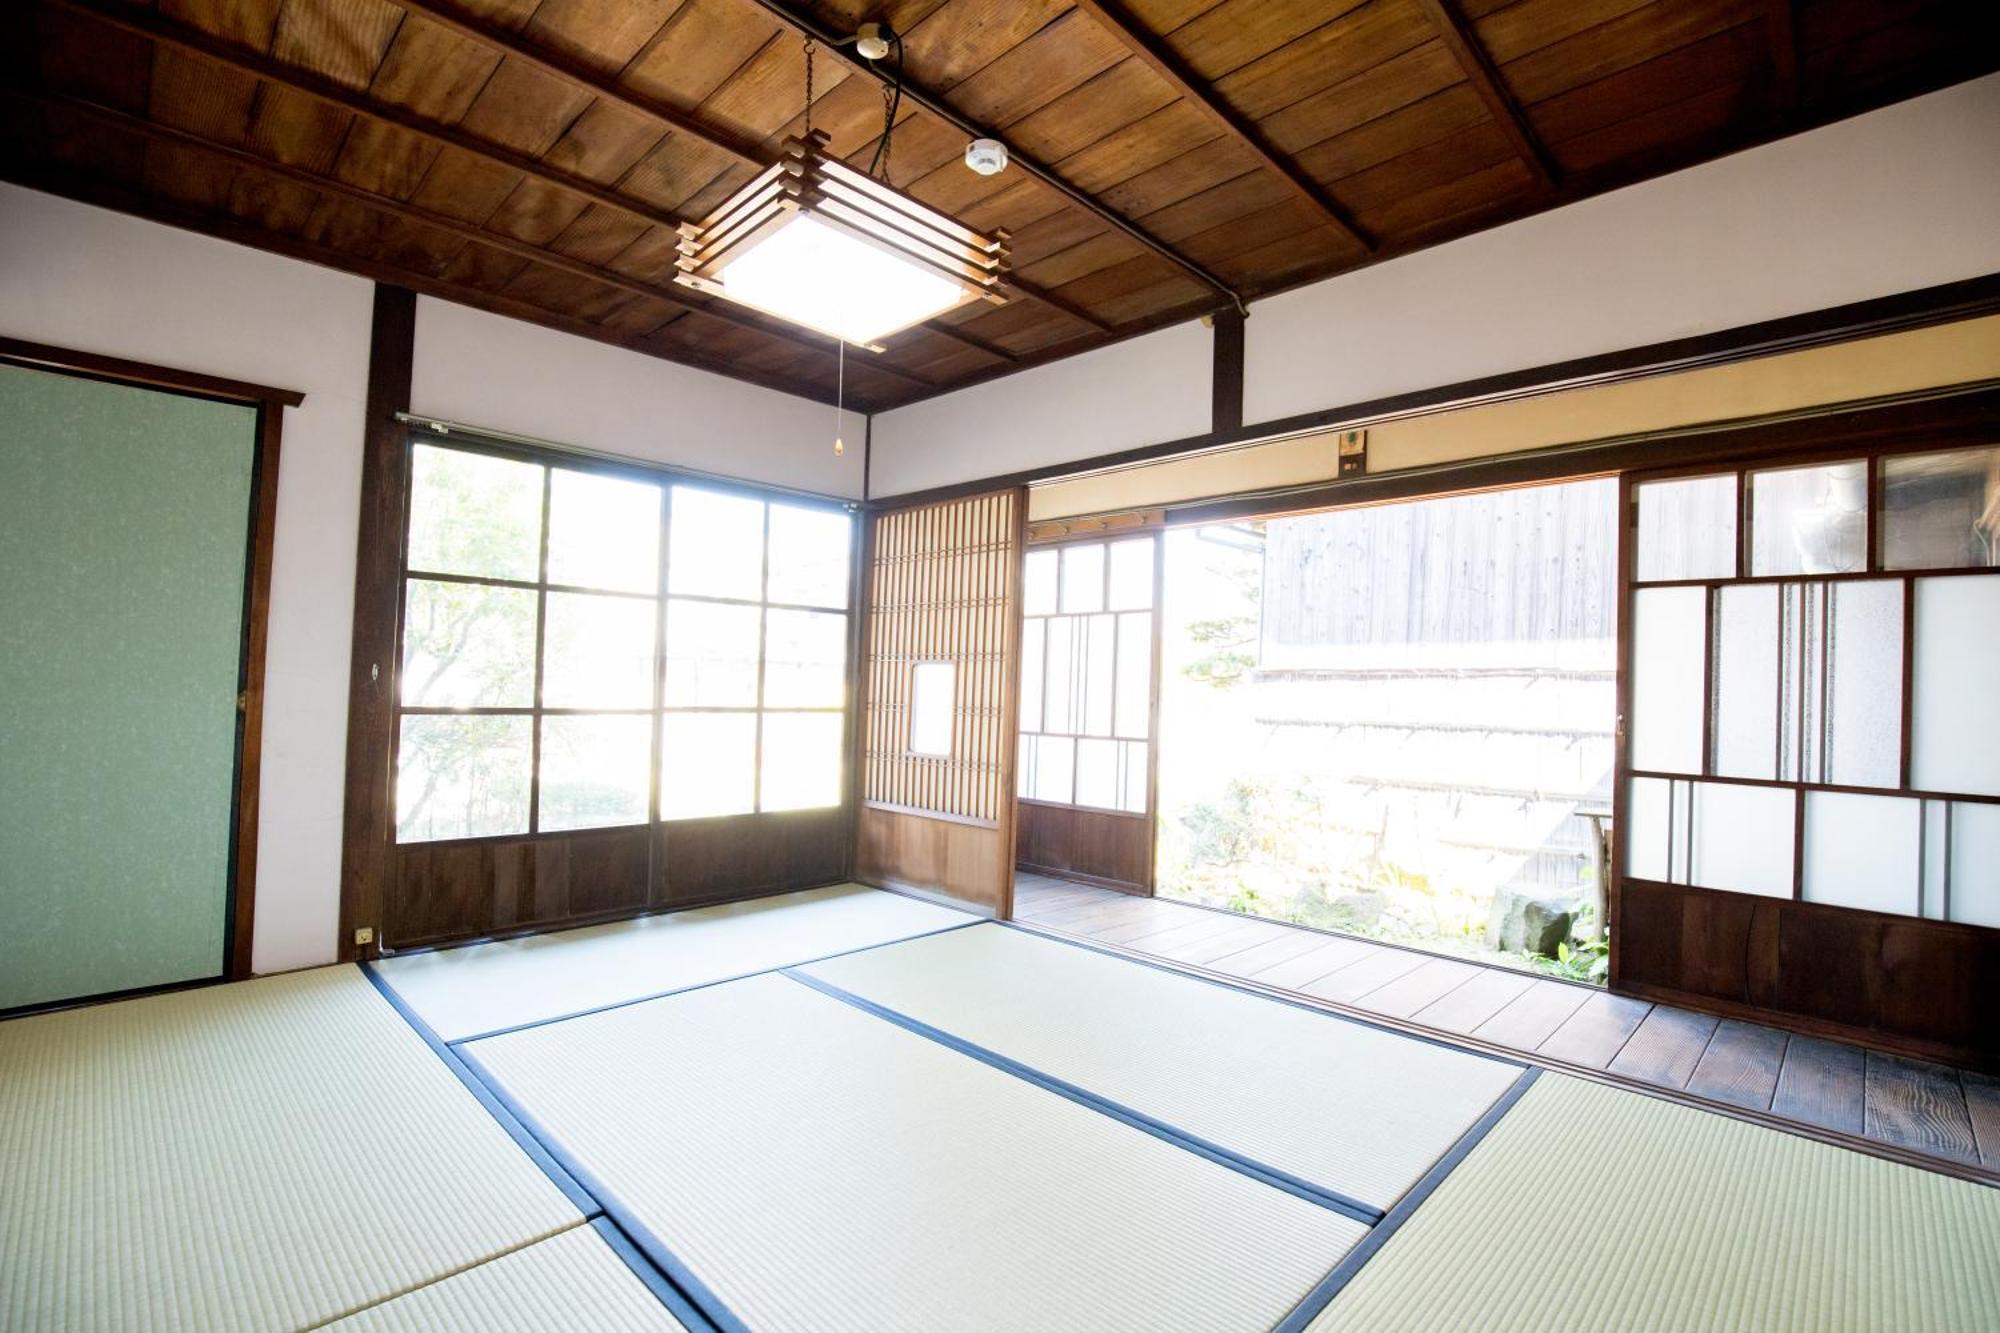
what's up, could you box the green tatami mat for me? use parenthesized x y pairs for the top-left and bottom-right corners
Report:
(802, 924), (1522, 1211)
(466, 971), (1365, 1333)
(0, 967), (582, 1331)
(1309, 1074), (2000, 1333)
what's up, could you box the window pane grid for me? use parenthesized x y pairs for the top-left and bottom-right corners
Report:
(1623, 440), (2000, 925)
(1020, 535), (1155, 815)
(395, 446), (852, 842)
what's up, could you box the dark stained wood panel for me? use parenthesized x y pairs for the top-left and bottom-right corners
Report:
(1016, 800), (1152, 891)
(5, 0), (1994, 410)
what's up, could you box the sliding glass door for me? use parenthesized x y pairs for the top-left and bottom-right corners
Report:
(0, 364), (259, 1010)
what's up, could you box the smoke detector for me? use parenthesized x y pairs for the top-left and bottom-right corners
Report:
(965, 138), (1008, 176)
(855, 22), (893, 60)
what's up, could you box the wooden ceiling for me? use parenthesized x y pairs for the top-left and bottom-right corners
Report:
(4, 1), (1996, 412)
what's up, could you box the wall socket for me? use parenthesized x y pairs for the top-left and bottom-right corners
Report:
(353, 926), (375, 947)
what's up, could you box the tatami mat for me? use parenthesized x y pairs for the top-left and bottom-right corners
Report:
(0, 967), (583, 1332)
(371, 883), (974, 1042)
(801, 924), (1522, 1211)
(1308, 1074), (2000, 1332)
(324, 1223), (692, 1333)
(465, 970), (1365, 1333)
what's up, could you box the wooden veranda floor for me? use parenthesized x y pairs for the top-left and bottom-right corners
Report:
(1013, 874), (2000, 1184)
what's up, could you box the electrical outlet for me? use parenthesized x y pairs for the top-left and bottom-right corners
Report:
(354, 926), (375, 947)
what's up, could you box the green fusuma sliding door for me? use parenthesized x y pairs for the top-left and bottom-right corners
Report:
(0, 363), (258, 1009)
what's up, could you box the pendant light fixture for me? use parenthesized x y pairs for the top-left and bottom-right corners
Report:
(673, 33), (1010, 351)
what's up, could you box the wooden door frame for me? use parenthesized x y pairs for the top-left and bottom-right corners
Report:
(0, 334), (302, 984)
(1014, 523), (1167, 895)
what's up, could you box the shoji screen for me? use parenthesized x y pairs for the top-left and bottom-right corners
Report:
(0, 364), (258, 1009)
(1616, 441), (2000, 1063)
(856, 489), (1025, 915)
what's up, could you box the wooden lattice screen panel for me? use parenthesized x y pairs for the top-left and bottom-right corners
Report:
(861, 490), (1022, 824)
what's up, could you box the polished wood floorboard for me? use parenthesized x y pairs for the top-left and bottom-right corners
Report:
(1011, 873), (1997, 1177)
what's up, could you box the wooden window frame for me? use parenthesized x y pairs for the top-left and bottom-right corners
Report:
(389, 435), (854, 847)
(1017, 530), (1164, 821)
(0, 334), (301, 987)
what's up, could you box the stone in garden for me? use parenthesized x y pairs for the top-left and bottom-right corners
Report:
(1486, 887), (1577, 956)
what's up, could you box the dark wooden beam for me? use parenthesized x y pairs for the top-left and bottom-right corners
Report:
(1068, 0), (1373, 254)
(741, 0), (1247, 315)
(1210, 308), (1244, 434)
(15, 88), (941, 392)
(1767, 0), (1800, 114)
(1415, 0), (1559, 188)
(339, 284), (417, 964)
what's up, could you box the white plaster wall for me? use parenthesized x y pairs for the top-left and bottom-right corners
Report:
(868, 73), (2000, 495)
(0, 182), (373, 975)
(1244, 72), (2000, 424)
(867, 319), (1213, 496)
(411, 297), (866, 500)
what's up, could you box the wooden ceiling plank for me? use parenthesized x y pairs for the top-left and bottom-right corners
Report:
(1067, 0), (1374, 250)
(12, 84), (941, 390)
(375, 0), (772, 163)
(1414, 0), (1560, 187)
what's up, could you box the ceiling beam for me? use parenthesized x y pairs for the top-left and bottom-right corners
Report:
(377, 0), (1108, 337)
(740, 0), (1249, 315)
(9, 88), (941, 392)
(1767, 0), (1800, 114)
(1066, 0), (1373, 254)
(1414, 0), (1559, 189)
(40, 0), (991, 369)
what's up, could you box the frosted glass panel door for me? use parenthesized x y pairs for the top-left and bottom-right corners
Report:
(0, 364), (257, 1010)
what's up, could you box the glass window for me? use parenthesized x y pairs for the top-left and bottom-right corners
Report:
(1024, 548), (1059, 616)
(1689, 780), (1795, 899)
(661, 713), (755, 818)
(1880, 446), (2000, 571)
(406, 445), (543, 581)
(1629, 585), (1705, 774)
(763, 609), (846, 709)
(1949, 801), (2000, 928)
(1911, 574), (2000, 797)
(1749, 461), (1868, 576)
(1636, 475), (1735, 581)
(761, 712), (843, 812)
(766, 502), (852, 608)
(395, 441), (852, 841)
(541, 592), (655, 709)
(395, 714), (532, 841)
(1022, 537), (1158, 811)
(1803, 791), (1920, 916)
(663, 599), (761, 708)
(546, 468), (660, 593)
(1711, 584), (1779, 780)
(910, 663), (954, 756)
(400, 579), (538, 709)
(1107, 537), (1155, 610)
(1060, 542), (1105, 613)
(538, 714), (651, 832)
(668, 485), (764, 601)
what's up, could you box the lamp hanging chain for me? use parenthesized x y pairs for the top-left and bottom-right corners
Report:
(832, 338), (846, 456)
(803, 35), (815, 139)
